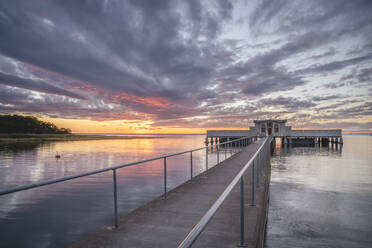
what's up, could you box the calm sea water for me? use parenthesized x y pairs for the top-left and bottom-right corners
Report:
(265, 135), (372, 248)
(1, 135), (371, 248)
(0, 134), (225, 248)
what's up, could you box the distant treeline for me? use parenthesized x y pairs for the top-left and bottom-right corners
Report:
(0, 115), (71, 134)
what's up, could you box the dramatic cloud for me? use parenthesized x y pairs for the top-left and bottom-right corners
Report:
(259, 96), (316, 111)
(0, 72), (85, 99)
(0, 0), (371, 131)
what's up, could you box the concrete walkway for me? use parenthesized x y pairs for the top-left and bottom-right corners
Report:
(70, 140), (270, 248)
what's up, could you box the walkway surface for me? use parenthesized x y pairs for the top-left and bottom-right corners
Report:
(70, 139), (270, 248)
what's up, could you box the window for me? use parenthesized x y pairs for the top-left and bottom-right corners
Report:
(274, 124), (279, 133)
(261, 127), (266, 133)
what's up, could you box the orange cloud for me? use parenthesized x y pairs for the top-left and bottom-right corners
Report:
(112, 92), (173, 109)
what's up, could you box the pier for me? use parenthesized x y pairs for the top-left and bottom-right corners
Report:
(207, 119), (343, 148)
(70, 138), (272, 248)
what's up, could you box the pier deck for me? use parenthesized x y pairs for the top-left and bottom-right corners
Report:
(70, 140), (270, 248)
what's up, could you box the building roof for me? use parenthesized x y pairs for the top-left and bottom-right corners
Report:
(253, 119), (287, 123)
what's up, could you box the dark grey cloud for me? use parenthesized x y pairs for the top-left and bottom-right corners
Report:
(218, 27), (366, 96)
(341, 67), (372, 85)
(0, 72), (85, 99)
(224, 0), (372, 97)
(0, 0), (371, 128)
(313, 102), (372, 119)
(323, 82), (347, 89)
(0, 0), (231, 98)
(320, 66), (372, 92)
(313, 100), (362, 111)
(333, 102), (372, 118)
(311, 95), (346, 102)
(258, 96), (316, 111)
(250, 0), (372, 40)
(298, 54), (372, 75)
(306, 48), (336, 61)
(0, 85), (138, 120)
(0, 0), (235, 121)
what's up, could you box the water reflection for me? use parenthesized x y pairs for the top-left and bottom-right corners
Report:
(0, 135), (222, 248)
(265, 135), (372, 248)
(0, 141), (45, 152)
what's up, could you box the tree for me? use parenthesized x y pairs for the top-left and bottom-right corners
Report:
(0, 115), (72, 134)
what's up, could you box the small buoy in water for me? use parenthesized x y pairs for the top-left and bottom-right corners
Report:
(55, 152), (61, 159)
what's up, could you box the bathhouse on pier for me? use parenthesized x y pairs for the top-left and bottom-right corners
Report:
(206, 119), (342, 147)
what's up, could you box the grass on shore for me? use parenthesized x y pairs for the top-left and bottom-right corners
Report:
(0, 133), (155, 143)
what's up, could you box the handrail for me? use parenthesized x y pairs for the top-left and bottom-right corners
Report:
(178, 135), (272, 248)
(0, 136), (251, 196)
(0, 135), (254, 229)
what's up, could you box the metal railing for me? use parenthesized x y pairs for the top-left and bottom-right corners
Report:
(0, 136), (253, 229)
(178, 135), (273, 248)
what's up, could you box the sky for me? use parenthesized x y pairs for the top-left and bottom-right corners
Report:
(0, 0), (371, 134)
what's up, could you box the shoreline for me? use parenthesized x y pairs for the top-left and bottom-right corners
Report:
(0, 133), (159, 143)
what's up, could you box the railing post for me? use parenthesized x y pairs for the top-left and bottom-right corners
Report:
(260, 150), (263, 176)
(256, 152), (259, 175)
(206, 147), (208, 172)
(190, 151), (193, 181)
(251, 161), (255, 206)
(225, 147), (227, 159)
(217, 147), (219, 164)
(163, 157), (167, 199)
(256, 155), (260, 187)
(263, 146), (266, 174)
(112, 169), (118, 229)
(238, 177), (247, 247)
(261, 147), (264, 175)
